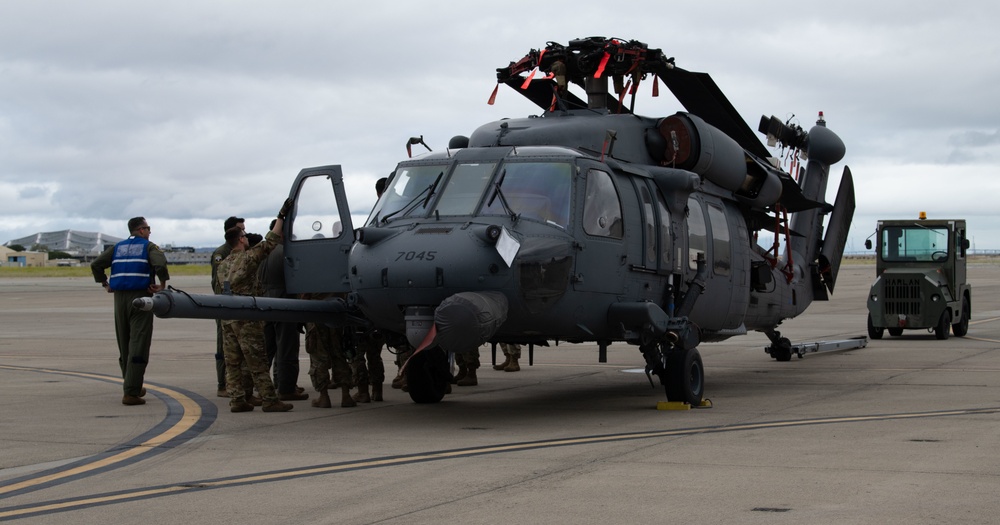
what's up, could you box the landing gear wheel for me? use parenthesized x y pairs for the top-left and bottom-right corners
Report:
(867, 314), (884, 340)
(406, 347), (450, 404)
(952, 298), (970, 337)
(888, 327), (903, 337)
(934, 310), (952, 340)
(769, 337), (793, 362)
(664, 347), (704, 406)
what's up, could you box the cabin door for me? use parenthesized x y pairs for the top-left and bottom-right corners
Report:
(283, 165), (355, 294)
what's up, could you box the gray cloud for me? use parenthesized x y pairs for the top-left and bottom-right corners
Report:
(2, 0), (1000, 250)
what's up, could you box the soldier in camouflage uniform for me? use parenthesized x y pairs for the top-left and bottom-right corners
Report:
(303, 297), (357, 408)
(453, 349), (480, 387)
(350, 328), (386, 402)
(211, 216), (253, 398)
(216, 201), (293, 413)
(493, 343), (521, 372)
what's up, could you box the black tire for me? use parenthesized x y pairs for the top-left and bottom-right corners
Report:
(769, 336), (793, 361)
(887, 328), (903, 337)
(952, 298), (970, 337)
(867, 314), (884, 340)
(934, 310), (952, 340)
(664, 347), (705, 406)
(406, 347), (450, 404)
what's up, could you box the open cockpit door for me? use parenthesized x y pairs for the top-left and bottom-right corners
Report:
(283, 165), (355, 295)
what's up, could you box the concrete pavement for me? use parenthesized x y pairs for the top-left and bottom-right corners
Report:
(2, 264), (999, 524)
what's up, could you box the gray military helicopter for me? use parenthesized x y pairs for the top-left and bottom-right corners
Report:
(139, 36), (855, 406)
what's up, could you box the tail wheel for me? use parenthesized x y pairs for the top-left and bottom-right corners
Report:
(664, 347), (704, 406)
(934, 310), (952, 340)
(406, 347), (450, 404)
(952, 298), (970, 337)
(867, 314), (884, 340)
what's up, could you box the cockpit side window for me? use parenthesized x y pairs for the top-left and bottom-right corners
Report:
(583, 169), (623, 239)
(655, 189), (673, 272)
(480, 162), (573, 228)
(687, 197), (707, 270)
(291, 175), (344, 241)
(707, 203), (731, 276)
(639, 184), (656, 265)
(367, 164), (446, 225)
(433, 162), (497, 216)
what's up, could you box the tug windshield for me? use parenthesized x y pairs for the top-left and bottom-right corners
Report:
(881, 225), (950, 262)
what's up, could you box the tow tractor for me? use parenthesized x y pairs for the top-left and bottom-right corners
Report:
(864, 213), (971, 340)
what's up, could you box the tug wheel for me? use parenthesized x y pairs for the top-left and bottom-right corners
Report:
(867, 314), (884, 340)
(934, 310), (952, 341)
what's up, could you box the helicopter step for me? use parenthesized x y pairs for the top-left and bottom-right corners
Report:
(765, 336), (868, 360)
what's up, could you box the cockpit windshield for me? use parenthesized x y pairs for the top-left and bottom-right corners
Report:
(881, 225), (950, 262)
(368, 164), (445, 225)
(372, 160), (574, 228)
(480, 161), (572, 228)
(433, 162), (498, 216)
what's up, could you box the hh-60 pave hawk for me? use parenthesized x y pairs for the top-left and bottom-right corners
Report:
(138, 36), (857, 406)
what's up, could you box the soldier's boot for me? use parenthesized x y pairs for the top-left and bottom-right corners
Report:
(371, 383), (384, 402)
(492, 356), (511, 371)
(262, 400), (293, 412)
(456, 367), (478, 387)
(245, 393), (263, 406)
(504, 356), (520, 372)
(122, 395), (145, 406)
(352, 382), (371, 403)
(341, 385), (357, 408)
(311, 389), (332, 408)
(278, 390), (310, 401)
(230, 399), (255, 413)
(391, 372), (405, 389)
(452, 363), (468, 384)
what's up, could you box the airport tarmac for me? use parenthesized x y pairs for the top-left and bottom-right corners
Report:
(2, 263), (999, 524)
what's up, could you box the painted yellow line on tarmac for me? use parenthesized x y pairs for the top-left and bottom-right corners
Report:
(0, 365), (203, 496)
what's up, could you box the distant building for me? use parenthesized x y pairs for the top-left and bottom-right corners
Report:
(1, 245), (47, 267)
(4, 230), (122, 257)
(4, 230), (212, 265)
(163, 249), (211, 265)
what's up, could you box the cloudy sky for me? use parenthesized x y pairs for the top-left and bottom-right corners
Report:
(2, 1), (998, 252)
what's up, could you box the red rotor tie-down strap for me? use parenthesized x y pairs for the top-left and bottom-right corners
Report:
(594, 52), (611, 78)
(399, 323), (438, 375)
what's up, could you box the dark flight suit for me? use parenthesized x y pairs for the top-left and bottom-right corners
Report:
(258, 244), (301, 395)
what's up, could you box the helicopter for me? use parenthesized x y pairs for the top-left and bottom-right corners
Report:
(138, 36), (855, 406)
